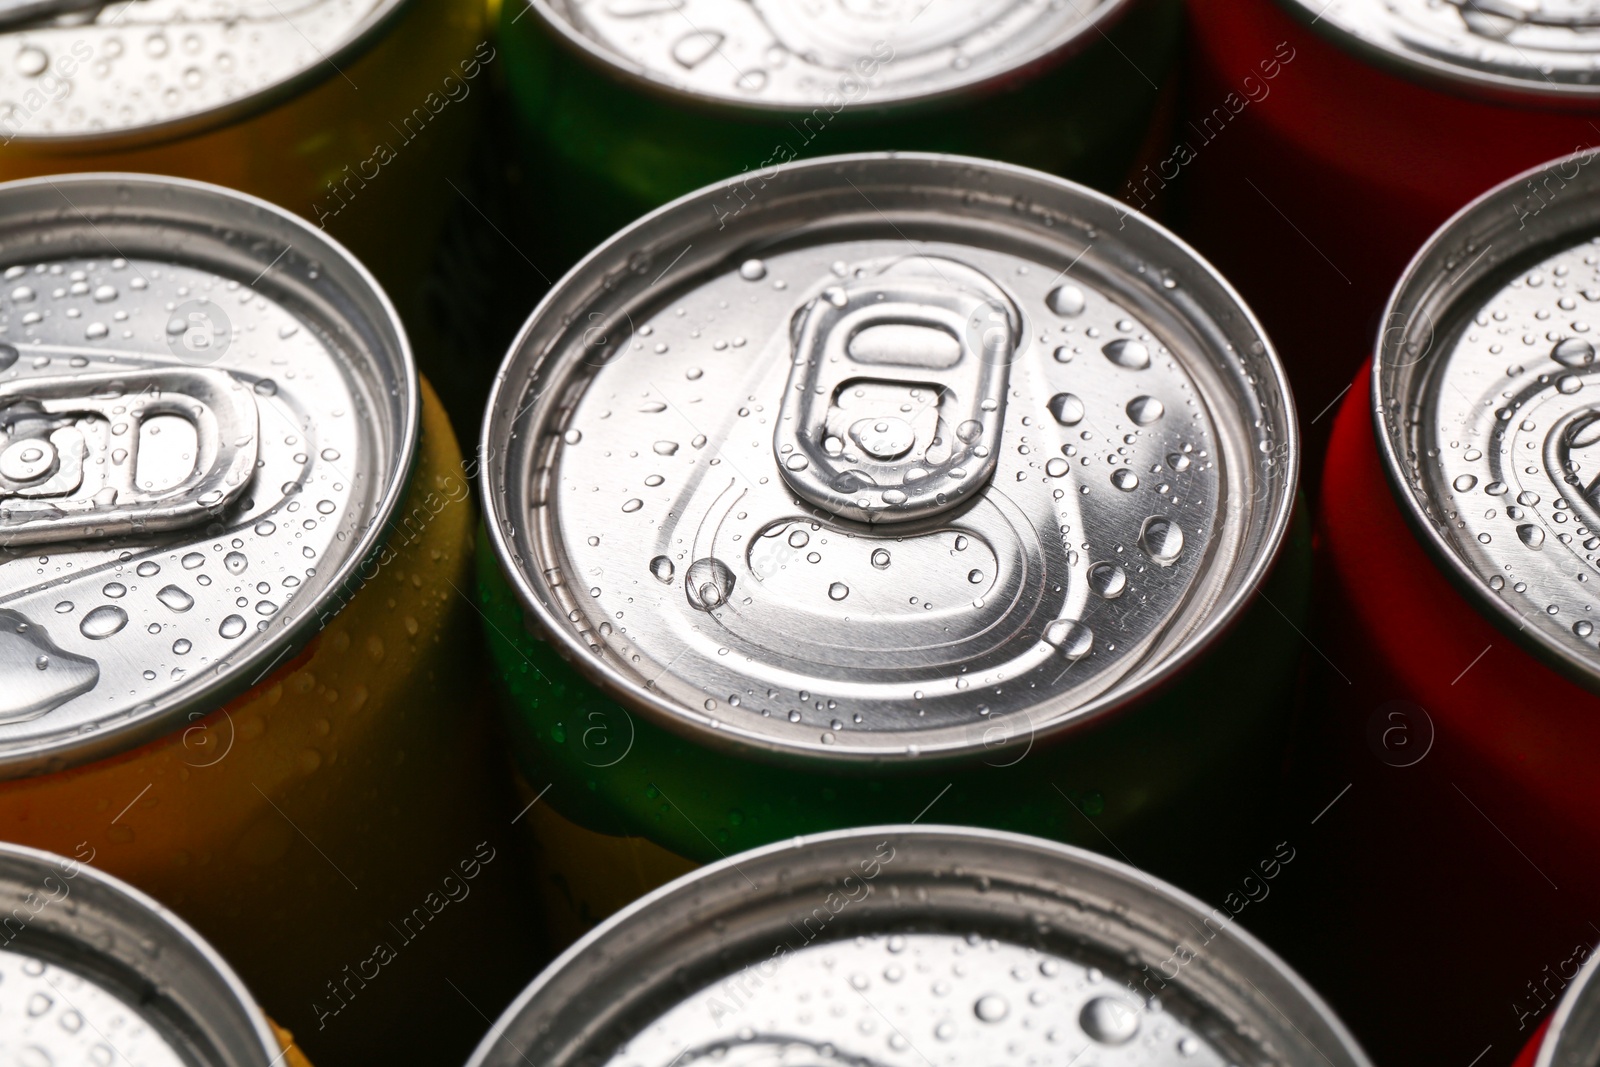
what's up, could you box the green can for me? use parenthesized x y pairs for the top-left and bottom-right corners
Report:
(478, 153), (1306, 939)
(499, 0), (1181, 265)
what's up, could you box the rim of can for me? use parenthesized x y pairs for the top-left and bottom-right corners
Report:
(0, 839), (283, 1065)
(1536, 941), (1600, 1066)
(463, 824), (1372, 1067)
(0, 172), (418, 777)
(1274, 0), (1600, 107)
(508, 0), (1143, 114)
(0, 0), (413, 150)
(1373, 148), (1600, 693)
(480, 151), (1299, 765)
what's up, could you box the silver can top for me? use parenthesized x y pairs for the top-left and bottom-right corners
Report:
(482, 153), (1296, 763)
(520, 0), (1135, 110)
(0, 0), (405, 144)
(0, 840), (284, 1066)
(466, 826), (1371, 1067)
(0, 173), (415, 777)
(1535, 943), (1600, 1066)
(1376, 149), (1600, 692)
(1279, 0), (1600, 103)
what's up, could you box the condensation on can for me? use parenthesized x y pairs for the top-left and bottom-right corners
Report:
(479, 152), (1308, 940)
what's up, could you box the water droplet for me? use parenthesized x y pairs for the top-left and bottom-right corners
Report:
(1553, 337), (1596, 368)
(1047, 392), (1085, 426)
(54, 601), (72, 614)
(172, 638), (191, 654)
(156, 585), (194, 612)
(218, 615), (246, 639)
(685, 558), (736, 611)
(956, 419), (983, 443)
(1045, 457), (1069, 477)
(135, 561), (159, 577)
(1452, 474), (1478, 492)
(622, 498), (644, 513)
(1045, 285), (1085, 317)
(1043, 618), (1093, 659)
(1088, 562), (1127, 598)
(316, 499), (336, 515)
(1518, 523), (1546, 549)
(1560, 375), (1585, 394)
(1103, 339), (1151, 370)
(739, 259), (767, 281)
(254, 379), (278, 397)
(1139, 516), (1185, 565)
(828, 581), (849, 601)
(1126, 395), (1164, 424)
(224, 551), (247, 575)
(1052, 345), (1073, 363)
(1167, 452), (1191, 472)
(1080, 996), (1140, 1045)
(181, 551), (205, 569)
(653, 441), (679, 456)
(650, 555), (675, 583)
(79, 605), (127, 639)
(1575, 620), (1594, 639)
(1111, 469), (1139, 491)
(871, 548), (891, 569)
(974, 994), (1010, 1023)
(102, 582), (126, 599)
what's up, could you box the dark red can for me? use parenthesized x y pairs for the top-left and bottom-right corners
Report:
(1177, 0), (1600, 451)
(1293, 152), (1600, 1066)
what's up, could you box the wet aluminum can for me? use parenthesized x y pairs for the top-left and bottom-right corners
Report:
(0, 174), (537, 1066)
(499, 0), (1182, 269)
(1178, 0), (1600, 468)
(1298, 150), (1600, 1065)
(478, 152), (1307, 945)
(0, 839), (311, 1066)
(465, 825), (1372, 1067)
(0, 0), (494, 407)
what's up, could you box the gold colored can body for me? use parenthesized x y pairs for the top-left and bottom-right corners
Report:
(0, 381), (539, 1067)
(0, 0), (490, 323)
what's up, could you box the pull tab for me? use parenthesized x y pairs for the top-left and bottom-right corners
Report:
(0, 367), (259, 545)
(774, 256), (1020, 524)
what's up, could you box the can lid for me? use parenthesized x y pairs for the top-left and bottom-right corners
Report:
(482, 153), (1296, 763)
(0, 173), (416, 777)
(1536, 940), (1600, 1066)
(1280, 0), (1600, 104)
(0, 0), (406, 144)
(0, 840), (283, 1065)
(518, 0), (1137, 111)
(465, 826), (1371, 1067)
(1376, 149), (1600, 692)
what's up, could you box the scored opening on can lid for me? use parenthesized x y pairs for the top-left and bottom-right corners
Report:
(0, 0), (408, 146)
(482, 153), (1297, 763)
(517, 0), (1138, 111)
(465, 825), (1372, 1067)
(1279, 0), (1600, 104)
(0, 173), (417, 778)
(0, 840), (284, 1066)
(1376, 148), (1600, 694)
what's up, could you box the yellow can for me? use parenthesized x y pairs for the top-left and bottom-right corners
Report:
(0, 175), (537, 1066)
(0, 0), (492, 373)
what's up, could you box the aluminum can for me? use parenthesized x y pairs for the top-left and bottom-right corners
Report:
(1513, 946), (1600, 1066)
(0, 0), (494, 407)
(0, 174), (537, 1067)
(498, 0), (1182, 268)
(0, 839), (316, 1066)
(1298, 150), (1600, 1066)
(478, 153), (1307, 944)
(465, 825), (1371, 1067)
(1177, 0), (1600, 464)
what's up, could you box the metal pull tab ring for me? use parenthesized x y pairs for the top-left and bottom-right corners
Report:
(0, 367), (259, 545)
(774, 255), (1020, 524)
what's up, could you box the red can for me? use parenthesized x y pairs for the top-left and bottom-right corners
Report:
(1295, 152), (1600, 1066)
(1177, 0), (1600, 455)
